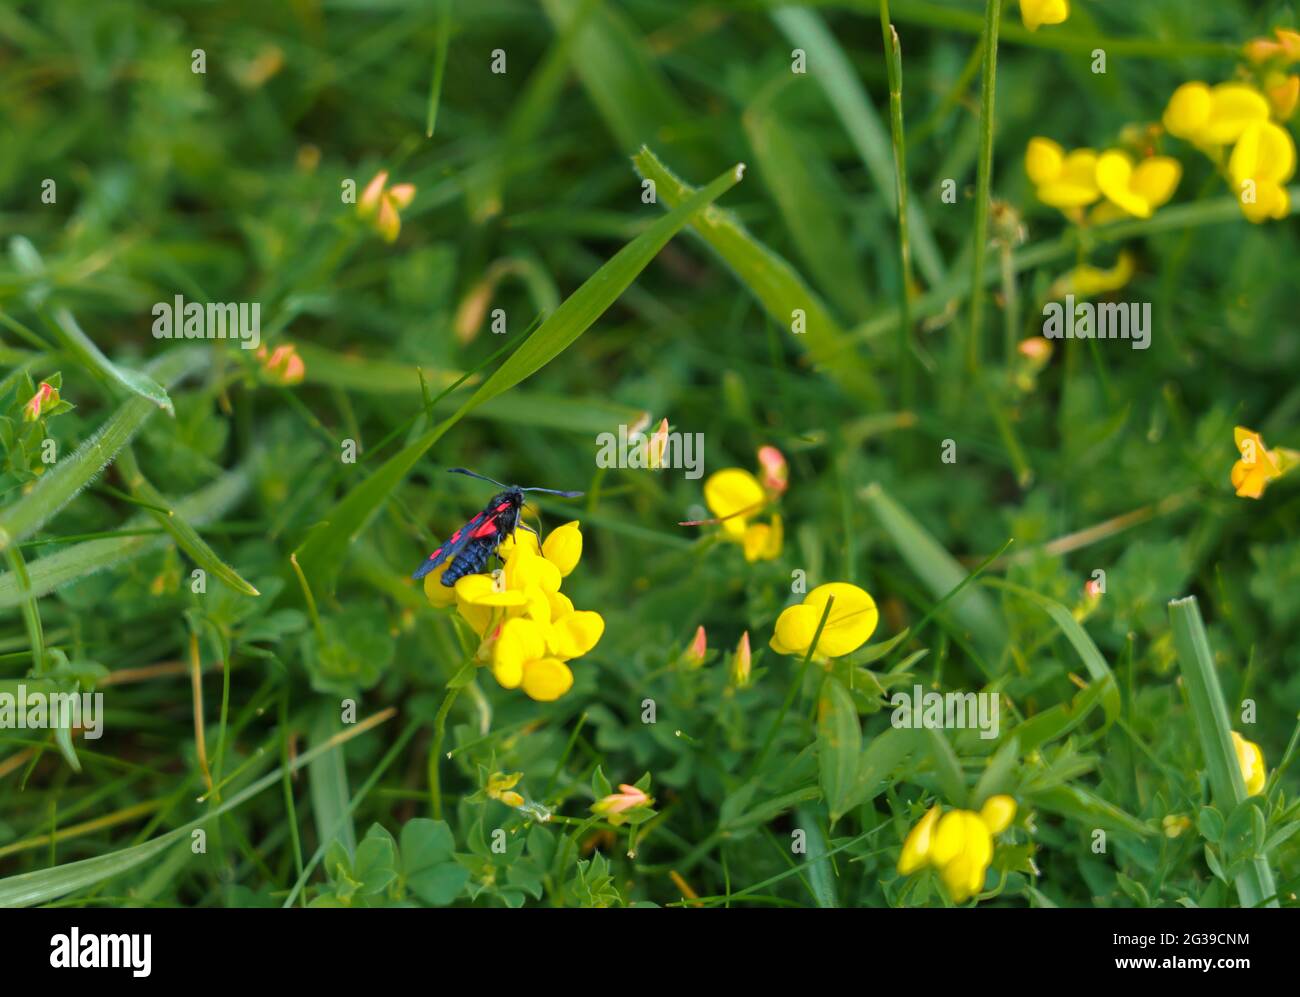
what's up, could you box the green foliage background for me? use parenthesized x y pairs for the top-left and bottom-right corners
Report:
(0, 0), (1298, 908)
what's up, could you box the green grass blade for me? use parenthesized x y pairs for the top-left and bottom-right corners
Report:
(115, 447), (259, 597)
(633, 146), (881, 403)
(984, 579), (1120, 728)
(965, 0), (1002, 375)
(423, 0), (452, 138)
(539, 0), (692, 158)
(794, 806), (839, 908)
(0, 462), (252, 608)
(0, 712), (394, 907)
(294, 162), (745, 590)
(45, 307), (174, 414)
(743, 101), (872, 318)
(862, 482), (1007, 663)
(309, 709), (356, 857)
(1169, 596), (1279, 908)
(0, 347), (205, 552)
(771, 6), (946, 288)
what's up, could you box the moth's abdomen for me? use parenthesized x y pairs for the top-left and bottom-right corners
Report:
(440, 537), (496, 586)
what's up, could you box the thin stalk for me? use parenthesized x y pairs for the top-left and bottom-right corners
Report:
(880, 3), (914, 410)
(966, 0), (1003, 374)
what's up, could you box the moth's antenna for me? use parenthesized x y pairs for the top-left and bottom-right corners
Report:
(520, 486), (584, 498)
(448, 467), (509, 488)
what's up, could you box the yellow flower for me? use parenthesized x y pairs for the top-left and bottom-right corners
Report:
(979, 794), (1018, 834)
(1049, 251), (1135, 299)
(1231, 732), (1267, 796)
(1229, 120), (1296, 222)
(701, 467), (783, 562)
(897, 798), (1018, 903)
(929, 810), (994, 903)
(358, 170), (416, 243)
(541, 521), (582, 576)
(704, 468), (767, 538)
(1163, 82), (1269, 147)
(422, 519), (603, 701)
(1018, 0), (1068, 32)
(898, 804), (940, 875)
(486, 771), (525, 808)
(770, 583), (878, 659)
(1025, 138), (1100, 209)
(1230, 426), (1299, 498)
(1095, 151), (1181, 219)
(492, 617), (574, 701)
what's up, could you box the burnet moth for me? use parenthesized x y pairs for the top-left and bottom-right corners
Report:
(411, 468), (583, 586)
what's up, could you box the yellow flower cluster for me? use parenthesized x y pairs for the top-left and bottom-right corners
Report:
(898, 796), (1018, 903)
(1026, 137), (1181, 221)
(423, 522), (603, 701)
(700, 446), (787, 563)
(1163, 81), (1296, 222)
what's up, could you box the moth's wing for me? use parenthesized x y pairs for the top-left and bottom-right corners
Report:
(411, 511), (490, 580)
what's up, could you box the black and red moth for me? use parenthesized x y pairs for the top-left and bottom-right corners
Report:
(411, 468), (583, 586)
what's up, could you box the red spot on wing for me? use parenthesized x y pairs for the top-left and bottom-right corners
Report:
(426, 546), (444, 561)
(449, 529), (463, 542)
(493, 501), (511, 513)
(471, 518), (501, 539)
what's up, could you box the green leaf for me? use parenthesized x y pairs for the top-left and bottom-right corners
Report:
(743, 101), (871, 318)
(400, 818), (455, 870)
(309, 710), (356, 858)
(352, 835), (398, 896)
(632, 146), (881, 403)
(986, 579), (1120, 728)
(770, 7), (946, 288)
(862, 482), (1007, 666)
(795, 806), (839, 908)
(45, 307), (174, 414)
(0, 347), (206, 552)
(818, 676), (862, 825)
(1030, 785), (1152, 839)
(294, 161), (744, 592)
(115, 447), (258, 596)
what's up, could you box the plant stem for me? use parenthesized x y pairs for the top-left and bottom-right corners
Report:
(966, 0), (1002, 375)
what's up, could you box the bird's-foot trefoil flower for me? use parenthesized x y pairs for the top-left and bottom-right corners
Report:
(897, 795), (1019, 903)
(1019, 0), (1068, 33)
(1229, 120), (1296, 222)
(1025, 138), (1100, 212)
(358, 170), (416, 243)
(591, 783), (654, 827)
(1231, 732), (1267, 796)
(697, 454), (786, 563)
(422, 521), (604, 701)
(1231, 426), (1299, 498)
(770, 583), (879, 660)
(729, 631), (752, 688)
